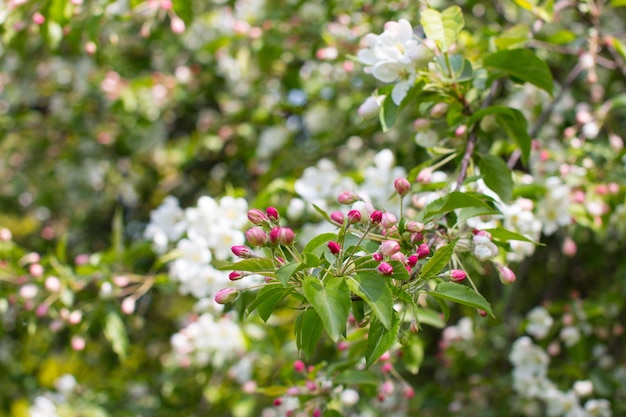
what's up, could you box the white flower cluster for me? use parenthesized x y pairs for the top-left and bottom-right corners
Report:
(145, 195), (254, 304)
(170, 313), (246, 368)
(509, 307), (612, 417)
(29, 374), (78, 417)
(357, 19), (433, 105)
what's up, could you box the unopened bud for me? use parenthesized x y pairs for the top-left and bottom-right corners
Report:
(269, 226), (295, 245)
(416, 244), (430, 259)
(170, 16), (185, 34)
(347, 209), (362, 224)
(245, 227), (268, 246)
(380, 240), (400, 256)
(498, 265), (516, 285)
(405, 221), (424, 233)
(337, 192), (360, 205)
(449, 269), (467, 282)
(407, 254), (418, 267)
(377, 262), (393, 276)
(327, 241), (341, 255)
(381, 212), (397, 229)
(390, 252), (406, 263)
(394, 177), (411, 196)
(330, 211), (345, 225)
(229, 271), (245, 281)
(247, 209), (269, 225)
(370, 210), (383, 224)
(373, 253), (383, 262)
(231, 245), (255, 258)
(215, 288), (239, 304)
(266, 206), (280, 221)
(416, 168), (432, 184)
(293, 360), (306, 372)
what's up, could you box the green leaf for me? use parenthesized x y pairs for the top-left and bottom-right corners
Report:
(365, 311), (400, 367)
(388, 260), (411, 281)
(420, 6), (465, 52)
(303, 233), (337, 257)
(470, 106), (532, 165)
(295, 308), (324, 360)
(479, 154), (514, 203)
(247, 285), (292, 321)
(494, 24), (530, 49)
(312, 204), (333, 224)
(334, 370), (380, 386)
(455, 206), (501, 225)
(302, 276), (351, 342)
(420, 239), (458, 279)
(484, 49), (554, 95)
(216, 258), (275, 273)
(402, 335), (424, 374)
(380, 94), (400, 132)
(484, 227), (542, 245)
(324, 410), (343, 417)
(421, 192), (492, 223)
(436, 54), (473, 82)
(276, 262), (302, 286)
(103, 312), (129, 360)
(347, 274), (394, 329)
(430, 282), (495, 318)
(416, 307), (446, 329)
(611, 0), (626, 6)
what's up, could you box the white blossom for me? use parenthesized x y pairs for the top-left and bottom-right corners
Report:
(144, 196), (187, 253)
(526, 306), (554, 339)
(538, 177), (571, 236)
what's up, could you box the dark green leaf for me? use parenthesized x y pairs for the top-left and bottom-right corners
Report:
(324, 410), (343, 417)
(303, 232), (337, 257)
(347, 274), (394, 329)
(484, 227), (542, 244)
(295, 308), (324, 360)
(365, 311), (400, 367)
(303, 276), (351, 342)
(484, 49), (554, 95)
(247, 285), (292, 321)
(416, 307), (446, 329)
(479, 154), (514, 203)
(420, 239), (458, 280)
(430, 282), (495, 318)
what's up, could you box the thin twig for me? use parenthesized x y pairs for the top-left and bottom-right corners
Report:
(455, 79), (503, 190)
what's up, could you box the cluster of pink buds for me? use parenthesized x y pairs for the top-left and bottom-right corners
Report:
(243, 206), (296, 247)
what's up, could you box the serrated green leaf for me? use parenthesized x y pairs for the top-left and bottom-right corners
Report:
(247, 285), (292, 321)
(216, 258), (275, 273)
(303, 276), (351, 342)
(479, 154), (514, 203)
(295, 308), (324, 359)
(276, 262), (302, 286)
(420, 6), (465, 52)
(484, 227), (542, 245)
(347, 274), (394, 329)
(421, 192), (492, 223)
(420, 239), (458, 279)
(103, 312), (129, 360)
(430, 282), (495, 318)
(303, 232), (337, 257)
(484, 49), (554, 95)
(365, 311), (400, 367)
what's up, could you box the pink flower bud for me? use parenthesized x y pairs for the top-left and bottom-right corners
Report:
(498, 265), (516, 285)
(370, 210), (383, 224)
(229, 271), (245, 281)
(36, 304), (48, 317)
(266, 206), (280, 221)
(380, 240), (400, 256)
(372, 253), (383, 262)
(121, 297), (136, 314)
(245, 227), (268, 246)
(562, 236), (577, 257)
(330, 211), (345, 225)
(29, 263), (44, 277)
(247, 209), (269, 225)
(215, 288), (239, 304)
(381, 212), (397, 229)
(416, 168), (432, 184)
(347, 209), (362, 224)
(293, 360), (306, 372)
(45, 276), (61, 292)
(406, 221), (424, 233)
(0, 228), (12, 241)
(394, 177), (411, 196)
(449, 269), (467, 282)
(270, 226), (295, 245)
(407, 254), (418, 267)
(390, 252), (406, 263)
(33, 12), (45, 25)
(231, 245), (255, 258)
(327, 241), (341, 255)
(403, 385), (415, 399)
(337, 192), (360, 205)
(455, 125), (468, 137)
(313, 409), (321, 417)
(170, 16), (185, 33)
(377, 262), (393, 276)
(477, 309), (487, 317)
(381, 362), (393, 373)
(416, 244), (430, 259)
(71, 336), (85, 351)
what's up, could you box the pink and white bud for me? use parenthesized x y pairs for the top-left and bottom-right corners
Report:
(455, 125), (468, 137)
(430, 102), (448, 119)
(270, 226), (295, 245)
(229, 271), (245, 281)
(330, 211), (345, 225)
(394, 177), (411, 196)
(29, 263), (44, 277)
(231, 245), (255, 259)
(337, 192), (360, 205)
(562, 236), (577, 257)
(71, 336), (86, 351)
(416, 244), (430, 260)
(265, 206), (280, 221)
(416, 168), (432, 184)
(377, 262), (393, 276)
(413, 118), (431, 130)
(498, 265), (516, 285)
(327, 241), (341, 255)
(449, 269), (467, 282)
(121, 297), (136, 314)
(390, 252), (406, 264)
(358, 95), (382, 118)
(410, 232), (424, 245)
(370, 210), (383, 224)
(245, 227), (268, 246)
(405, 221), (424, 233)
(346, 209), (362, 224)
(45, 276), (61, 292)
(170, 16), (185, 33)
(379, 240), (400, 256)
(0, 228), (12, 241)
(247, 208), (269, 225)
(215, 288), (239, 304)
(32, 12), (45, 25)
(68, 310), (82, 325)
(381, 212), (397, 229)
